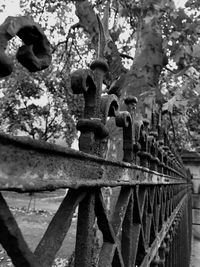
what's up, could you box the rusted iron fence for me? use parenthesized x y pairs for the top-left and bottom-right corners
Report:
(0, 16), (192, 267)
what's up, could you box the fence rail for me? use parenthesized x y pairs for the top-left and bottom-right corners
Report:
(0, 133), (187, 192)
(0, 129), (192, 267)
(0, 15), (192, 267)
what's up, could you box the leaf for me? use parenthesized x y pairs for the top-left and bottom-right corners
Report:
(162, 87), (189, 113)
(174, 99), (188, 109)
(191, 43), (200, 58)
(186, 66), (200, 79)
(170, 31), (181, 39)
(172, 49), (185, 63)
(184, 45), (192, 55)
(144, 16), (153, 24)
(194, 84), (200, 95)
(162, 95), (177, 113)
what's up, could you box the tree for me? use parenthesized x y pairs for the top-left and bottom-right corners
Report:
(159, 1), (200, 150)
(73, 0), (200, 152)
(0, 1), (199, 265)
(0, 0), (199, 151)
(0, 2), (84, 146)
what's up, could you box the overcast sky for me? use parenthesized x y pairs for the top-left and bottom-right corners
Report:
(0, 0), (20, 23)
(0, 0), (188, 24)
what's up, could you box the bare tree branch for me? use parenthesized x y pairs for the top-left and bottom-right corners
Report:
(52, 23), (80, 53)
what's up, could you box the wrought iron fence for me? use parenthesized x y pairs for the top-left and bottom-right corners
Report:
(0, 16), (192, 267)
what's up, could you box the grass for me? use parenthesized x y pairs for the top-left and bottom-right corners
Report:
(0, 191), (77, 267)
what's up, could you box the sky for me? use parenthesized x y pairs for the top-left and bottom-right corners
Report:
(0, 0), (188, 24)
(175, 0), (188, 8)
(0, 0), (21, 23)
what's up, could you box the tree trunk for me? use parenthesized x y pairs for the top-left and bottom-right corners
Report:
(73, 0), (167, 198)
(106, 3), (166, 162)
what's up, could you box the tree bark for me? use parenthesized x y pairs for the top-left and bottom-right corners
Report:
(74, 0), (167, 160)
(75, 0), (126, 84)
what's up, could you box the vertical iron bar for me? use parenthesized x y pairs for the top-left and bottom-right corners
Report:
(121, 191), (134, 267)
(74, 191), (96, 267)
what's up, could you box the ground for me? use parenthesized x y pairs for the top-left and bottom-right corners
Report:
(0, 190), (76, 267)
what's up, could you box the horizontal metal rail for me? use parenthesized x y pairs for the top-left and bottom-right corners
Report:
(0, 133), (188, 192)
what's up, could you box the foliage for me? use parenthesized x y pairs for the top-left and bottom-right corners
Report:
(0, 1), (87, 146)
(0, 55), (76, 145)
(158, 1), (200, 149)
(0, 0), (200, 150)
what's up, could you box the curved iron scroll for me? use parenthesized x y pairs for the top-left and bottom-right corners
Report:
(71, 59), (119, 157)
(0, 16), (52, 77)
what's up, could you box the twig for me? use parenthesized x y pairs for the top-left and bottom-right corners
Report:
(71, 39), (82, 62)
(43, 112), (49, 141)
(18, 89), (36, 139)
(164, 66), (197, 86)
(120, 53), (134, 60)
(52, 23), (80, 54)
(52, 40), (66, 53)
(169, 112), (176, 143)
(46, 130), (57, 141)
(48, 113), (57, 129)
